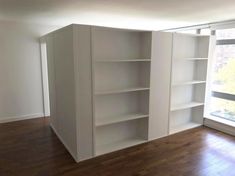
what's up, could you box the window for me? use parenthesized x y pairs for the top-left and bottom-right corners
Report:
(209, 28), (235, 122)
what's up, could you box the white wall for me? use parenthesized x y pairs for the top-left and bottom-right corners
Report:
(0, 20), (60, 123)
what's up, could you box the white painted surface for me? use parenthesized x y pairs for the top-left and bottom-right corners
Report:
(45, 25), (94, 162)
(73, 25), (94, 161)
(148, 32), (172, 140)
(53, 26), (78, 160)
(0, 0), (235, 30)
(0, 20), (59, 122)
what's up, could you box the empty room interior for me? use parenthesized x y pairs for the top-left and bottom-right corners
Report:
(1, 0), (235, 175)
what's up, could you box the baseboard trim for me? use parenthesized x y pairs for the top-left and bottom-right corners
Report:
(50, 124), (79, 162)
(204, 117), (235, 136)
(0, 113), (44, 123)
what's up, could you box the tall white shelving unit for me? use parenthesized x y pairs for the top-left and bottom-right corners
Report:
(169, 33), (210, 134)
(91, 27), (151, 156)
(43, 24), (214, 162)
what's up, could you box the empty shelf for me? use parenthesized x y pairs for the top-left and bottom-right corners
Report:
(170, 122), (201, 134)
(96, 138), (146, 156)
(95, 59), (151, 62)
(95, 87), (150, 95)
(96, 113), (149, 126)
(184, 58), (208, 61)
(172, 80), (206, 86)
(176, 33), (210, 37)
(171, 102), (204, 111)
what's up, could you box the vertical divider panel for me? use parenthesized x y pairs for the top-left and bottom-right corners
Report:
(73, 25), (94, 161)
(149, 32), (173, 139)
(90, 26), (96, 156)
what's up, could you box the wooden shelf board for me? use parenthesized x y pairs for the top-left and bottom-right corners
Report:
(95, 87), (150, 95)
(96, 138), (146, 156)
(96, 113), (149, 127)
(170, 122), (202, 134)
(171, 102), (204, 111)
(95, 59), (151, 62)
(172, 80), (206, 86)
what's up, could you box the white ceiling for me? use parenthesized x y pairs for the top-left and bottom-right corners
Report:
(0, 0), (235, 30)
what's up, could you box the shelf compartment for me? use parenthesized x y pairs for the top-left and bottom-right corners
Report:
(173, 33), (210, 59)
(169, 106), (204, 134)
(171, 102), (204, 111)
(94, 62), (150, 93)
(95, 118), (148, 156)
(95, 59), (151, 62)
(95, 91), (149, 122)
(95, 87), (149, 95)
(96, 137), (146, 156)
(92, 27), (152, 61)
(96, 113), (149, 126)
(172, 58), (208, 83)
(171, 83), (206, 109)
(170, 122), (201, 134)
(172, 80), (206, 86)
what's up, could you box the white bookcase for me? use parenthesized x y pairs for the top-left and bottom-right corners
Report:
(169, 33), (210, 134)
(43, 24), (214, 162)
(92, 27), (151, 156)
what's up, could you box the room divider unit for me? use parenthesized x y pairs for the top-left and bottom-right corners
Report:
(44, 25), (214, 162)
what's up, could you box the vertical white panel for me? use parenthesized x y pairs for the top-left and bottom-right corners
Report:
(53, 26), (78, 160)
(73, 25), (94, 161)
(149, 32), (172, 140)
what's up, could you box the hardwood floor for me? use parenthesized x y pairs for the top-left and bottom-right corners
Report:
(1, 117), (235, 176)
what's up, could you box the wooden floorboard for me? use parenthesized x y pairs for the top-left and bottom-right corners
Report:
(1, 117), (235, 176)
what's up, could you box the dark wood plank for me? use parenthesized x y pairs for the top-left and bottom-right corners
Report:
(1, 117), (235, 176)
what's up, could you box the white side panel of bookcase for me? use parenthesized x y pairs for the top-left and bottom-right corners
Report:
(73, 25), (94, 161)
(149, 32), (172, 140)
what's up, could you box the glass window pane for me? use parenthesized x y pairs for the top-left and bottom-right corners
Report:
(216, 28), (235, 40)
(210, 97), (235, 121)
(211, 45), (235, 95)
